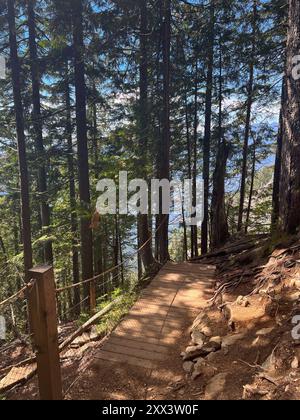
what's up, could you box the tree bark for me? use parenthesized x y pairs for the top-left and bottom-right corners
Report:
(237, 0), (257, 232)
(113, 214), (120, 288)
(137, 222), (143, 281)
(184, 88), (193, 257)
(272, 79), (285, 231)
(192, 61), (199, 257)
(201, 0), (215, 254)
(27, 0), (53, 264)
(138, 0), (155, 271)
(182, 203), (188, 260)
(7, 0), (33, 279)
(245, 135), (256, 233)
(211, 141), (230, 250)
(158, 0), (171, 263)
(72, 0), (94, 310)
(279, 0), (300, 234)
(0, 236), (7, 258)
(65, 65), (81, 316)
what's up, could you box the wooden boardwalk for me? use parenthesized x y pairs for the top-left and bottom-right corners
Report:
(95, 262), (215, 370)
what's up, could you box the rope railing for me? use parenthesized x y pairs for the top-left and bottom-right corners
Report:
(0, 279), (35, 309)
(56, 213), (175, 294)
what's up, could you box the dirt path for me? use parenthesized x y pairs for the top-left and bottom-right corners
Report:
(67, 262), (215, 400)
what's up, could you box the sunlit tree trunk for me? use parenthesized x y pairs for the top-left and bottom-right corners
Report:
(72, 0), (94, 310)
(158, 0), (171, 263)
(279, 0), (300, 234)
(201, 0), (215, 254)
(27, 0), (53, 264)
(7, 0), (33, 279)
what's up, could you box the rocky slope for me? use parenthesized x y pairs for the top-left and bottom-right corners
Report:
(182, 236), (300, 400)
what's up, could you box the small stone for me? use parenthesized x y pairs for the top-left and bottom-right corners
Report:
(256, 327), (275, 337)
(183, 341), (220, 361)
(222, 333), (245, 348)
(183, 345), (205, 361)
(191, 329), (207, 346)
(236, 296), (250, 307)
(203, 341), (221, 353)
(186, 345), (198, 353)
(289, 292), (300, 303)
(191, 314), (213, 337)
(209, 336), (222, 346)
(291, 357), (299, 370)
(183, 361), (194, 374)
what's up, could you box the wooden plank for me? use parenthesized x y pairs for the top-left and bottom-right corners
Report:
(108, 337), (169, 354)
(110, 331), (161, 345)
(95, 351), (156, 369)
(118, 316), (164, 331)
(101, 343), (166, 361)
(0, 364), (36, 393)
(113, 327), (161, 340)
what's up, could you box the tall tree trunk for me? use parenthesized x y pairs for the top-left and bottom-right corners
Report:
(137, 222), (143, 281)
(0, 235), (7, 259)
(217, 41), (223, 148)
(12, 205), (19, 255)
(103, 222), (108, 294)
(211, 141), (230, 250)
(184, 89), (193, 257)
(245, 135), (256, 233)
(237, 0), (257, 232)
(279, 0), (300, 234)
(211, 45), (229, 250)
(155, 0), (163, 262)
(192, 62), (199, 258)
(72, 0), (94, 310)
(182, 203), (188, 260)
(138, 0), (155, 271)
(92, 81), (99, 173)
(158, 0), (171, 263)
(113, 214), (120, 288)
(272, 79), (285, 231)
(201, 0), (215, 255)
(7, 0), (33, 280)
(119, 225), (125, 286)
(27, 0), (53, 264)
(65, 66), (81, 316)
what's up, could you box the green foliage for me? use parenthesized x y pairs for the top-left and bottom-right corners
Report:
(77, 290), (138, 338)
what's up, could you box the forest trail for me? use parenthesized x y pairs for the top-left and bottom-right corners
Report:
(67, 262), (216, 400)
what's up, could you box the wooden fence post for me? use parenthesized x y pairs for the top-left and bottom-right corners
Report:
(29, 266), (62, 400)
